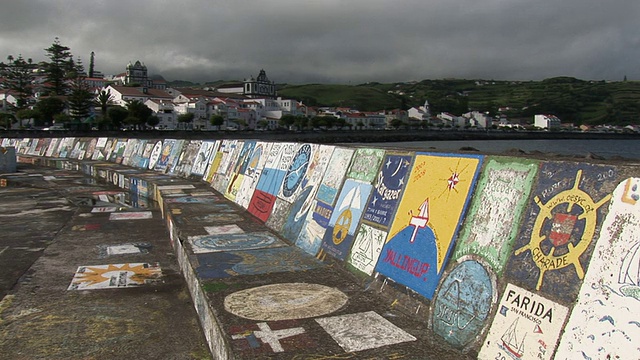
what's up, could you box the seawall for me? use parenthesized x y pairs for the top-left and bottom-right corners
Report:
(3, 136), (640, 359)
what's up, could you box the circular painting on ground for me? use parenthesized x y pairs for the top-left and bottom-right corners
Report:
(224, 283), (348, 321)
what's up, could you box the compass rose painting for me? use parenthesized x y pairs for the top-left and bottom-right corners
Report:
(374, 153), (483, 300)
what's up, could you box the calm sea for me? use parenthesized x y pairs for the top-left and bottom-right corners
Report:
(364, 139), (640, 160)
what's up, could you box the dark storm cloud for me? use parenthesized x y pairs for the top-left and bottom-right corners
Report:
(1, 0), (638, 83)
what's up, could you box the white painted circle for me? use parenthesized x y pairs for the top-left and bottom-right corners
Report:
(224, 283), (348, 321)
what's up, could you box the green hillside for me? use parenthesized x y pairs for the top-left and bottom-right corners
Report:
(277, 77), (640, 125)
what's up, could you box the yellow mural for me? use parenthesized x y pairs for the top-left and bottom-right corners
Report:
(387, 154), (481, 272)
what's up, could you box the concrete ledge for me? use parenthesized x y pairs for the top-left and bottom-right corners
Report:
(5, 136), (640, 360)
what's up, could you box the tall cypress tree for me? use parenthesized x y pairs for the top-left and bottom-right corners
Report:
(0, 54), (35, 110)
(67, 58), (94, 121)
(43, 37), (73, 95)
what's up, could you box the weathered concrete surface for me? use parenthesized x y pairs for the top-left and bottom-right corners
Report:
(0, 165), (211, 359)
(9, 135), (640, 360)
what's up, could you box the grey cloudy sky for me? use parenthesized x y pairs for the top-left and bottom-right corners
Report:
(1, 0), (638, 84)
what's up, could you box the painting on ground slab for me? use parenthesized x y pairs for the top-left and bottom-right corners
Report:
(316, 147), (355, 206)
(362, 153), (413, 228)
(375, 152), (483, 300)
(505, 162), (618, 304)
(189, 231), (287, 253)
(68, 263), (162, 290)
(478, 283), (568, 360)
(195, 247), (323, 279)
(318, 179), (372, 261)
(453, 157), (538, 275)
(555, 178), (640, 359)
(315, 311), (416, 353)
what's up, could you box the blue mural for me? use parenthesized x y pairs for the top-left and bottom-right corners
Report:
(432, 259), (494, 349)
(195, 247), (323, 278)
(363, 154), (412, 228)
(319, 179), (372, 261)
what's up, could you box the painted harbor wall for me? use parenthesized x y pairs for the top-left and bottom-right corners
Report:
(4, 136), (640, 360)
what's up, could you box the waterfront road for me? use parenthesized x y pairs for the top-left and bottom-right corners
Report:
(0, 165), (211, 359)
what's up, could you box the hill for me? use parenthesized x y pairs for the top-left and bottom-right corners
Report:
(276, 77), (640, 126)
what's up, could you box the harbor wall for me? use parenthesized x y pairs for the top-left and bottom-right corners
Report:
(4, 136), (640, 359)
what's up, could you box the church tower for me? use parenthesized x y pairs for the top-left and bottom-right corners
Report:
(243, 69), (277, 99)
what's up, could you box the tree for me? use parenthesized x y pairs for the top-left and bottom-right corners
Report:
(294, 116), (308, 130)
(390, 118), (404, 129)
(107, 106), (128, 129)
(97, 89), (113, 118)
(210, 114), (224, 130)
(67, 58), (94, 121)
(0, 54), (35, 110)
(279, 114), (296, 129)
(126, 100), (153, 130)
(0, 113), (16, 129)
(16, 109), (41, 128)
(257, 119), (269, 130)
(147, 115), (160, 129)
(34, 97), (66, 124)
(178, 112), (195, 130)
(43, 37), (74, 95)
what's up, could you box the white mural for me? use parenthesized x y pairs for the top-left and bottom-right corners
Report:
(555, 178), (640, 359)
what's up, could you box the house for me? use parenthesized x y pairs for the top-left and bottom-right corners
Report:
(463, 111), (492, 128)
(103, 85), (174, 107)
(534, 114), (561, 129)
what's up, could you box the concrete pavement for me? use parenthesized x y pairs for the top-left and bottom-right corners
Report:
(0, 165), (211, 359)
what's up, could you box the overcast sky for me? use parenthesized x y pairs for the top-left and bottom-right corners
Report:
(1, 0), (638, 84)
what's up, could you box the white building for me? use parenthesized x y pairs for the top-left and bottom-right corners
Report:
(408, 100), (431, 122)
(534, 114), (561, 129)
(463, 111), (492, 128)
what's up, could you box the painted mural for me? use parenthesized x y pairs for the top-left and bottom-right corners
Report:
(225, 140), (256, 202)
(277, 143), (316, 203)
(295, 200), (334, 256)
(316, 147), (355, 206)
(318, 179), (373, 261)
(555, 178), (640, 359)
(235, 142), (270, 209)
(347, 223), (387, 276)
(375, 152), (483, 300)
(191, 141), (218, 176)
(195, 247), (323, 278)
(147, 140), (163, 170)
(248, 142), (296, 222)
(362, 153), (412, 228)
(211, 140), (240, 192)
(431, 257), (496, 349)
(478, 283), (568, 360)
(505, 162), (616, 303)
(453, 157), (538, 275)
(346, 148), (385, 183)
(174, 140), (200, 177)
(189, 232), (287, 253)
(281, 145), (334, 242)
(68, 262), (163, 290)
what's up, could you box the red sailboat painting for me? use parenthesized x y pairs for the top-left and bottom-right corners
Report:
(500, 318), (526, 359)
